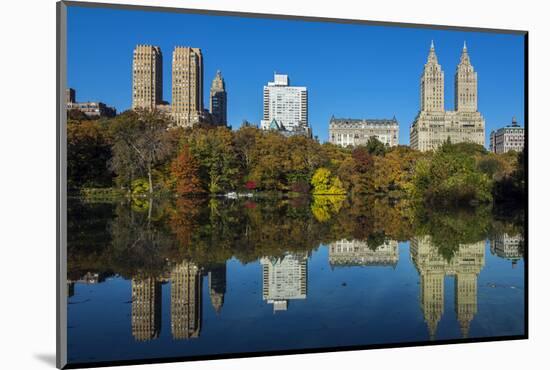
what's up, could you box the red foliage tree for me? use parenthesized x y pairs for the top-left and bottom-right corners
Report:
(245, 180), (256, 191)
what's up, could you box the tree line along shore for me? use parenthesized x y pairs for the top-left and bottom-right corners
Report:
(68, 109), (525, 207)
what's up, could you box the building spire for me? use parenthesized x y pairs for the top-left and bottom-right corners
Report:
(427, 40), (438, 64)
(460, 41), (471, 64)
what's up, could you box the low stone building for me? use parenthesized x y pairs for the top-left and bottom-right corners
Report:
(490, 117), (525, 154)
(328, 239), (399, 267)
(328, 116), (399, 147)
(66, 88), (116, 118)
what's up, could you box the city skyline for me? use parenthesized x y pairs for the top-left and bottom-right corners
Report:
(67, 6), (525, 145)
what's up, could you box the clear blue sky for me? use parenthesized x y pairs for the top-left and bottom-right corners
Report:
(67, 6), (525, 145)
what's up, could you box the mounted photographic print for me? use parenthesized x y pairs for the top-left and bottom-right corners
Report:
(56, 1), (528, 368)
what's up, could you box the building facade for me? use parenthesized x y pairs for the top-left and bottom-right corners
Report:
(170, 261), (202, 340)
(131, 277), (162, 341)
(410, 236), (485, 339)
(66, 87), (76, 104)
(410, 42), (485, 151)
(67, 101), (117, 118)
(171, 47), (204, 127)
(328, 117), (399, 147)
(328, 239), (399, 267)
(132, 45), (163, 110)
(209, 70), (227, 126)
(490, 232), (524, 267)
(208, 263), (227, 314)
(260, 73), (309, 136)
(490, 117), (525, 154)
(264, 118), (311, 137)
(66, 88), (116, 118)
(261, 252), (308, 312)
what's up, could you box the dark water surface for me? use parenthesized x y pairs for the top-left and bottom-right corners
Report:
(67, 197), (525, 365)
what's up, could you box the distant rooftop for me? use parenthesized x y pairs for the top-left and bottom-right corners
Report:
(330, 116), (398, 125)
(267, 73), (289, 86)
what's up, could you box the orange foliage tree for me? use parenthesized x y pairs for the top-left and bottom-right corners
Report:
(170, 144), (204, 195)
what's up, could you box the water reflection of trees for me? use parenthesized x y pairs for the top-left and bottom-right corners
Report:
(67, 196), (524, 342)
(67, 196), (525, 280)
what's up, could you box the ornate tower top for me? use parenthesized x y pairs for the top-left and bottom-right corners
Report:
(427, 40), (439, 64)
(211, 70), (225, 91)
(421, 41), (445, 112)
(455, 42), (477, 112)
(459, 41), (471, 65)
(210, 70), (227, 125)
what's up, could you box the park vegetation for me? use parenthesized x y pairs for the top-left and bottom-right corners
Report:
(67, 109), (525, 207)
(67, 196), (524, 280)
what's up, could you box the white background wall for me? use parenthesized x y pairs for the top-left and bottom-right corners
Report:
(0, 0), (547, 369)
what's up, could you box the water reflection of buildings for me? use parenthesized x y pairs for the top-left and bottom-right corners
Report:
(490, 233), (523, 267)
(171, 261), (202, 340)
(67, 282), (75, 298)
(261, 252), (308, 312)
(410, 236), (485, 339)
(328, 239), (399, 267)
(208, 263), (226, 314)
(131, 277), (162, 341)
(76, 272), (107, 284)
(67, 271), (108, 298)
(129, 261), (227, 342)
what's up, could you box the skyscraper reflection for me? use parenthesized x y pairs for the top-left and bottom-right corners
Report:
(410, 236), (485, 339)
(261, 252), (308, 312)
(208, 263), (226, 314)
(170, 261), (202, 340)
(131, 277), (162, 341)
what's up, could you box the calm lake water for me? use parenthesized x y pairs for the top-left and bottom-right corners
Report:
(67, 196), (525, 365)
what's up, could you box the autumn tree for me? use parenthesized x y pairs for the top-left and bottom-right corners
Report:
(349, 146), (375, 195)
(248, 132), (292, 191)
(311, 168), (346, 195)
(233, 125), (260, 175)
(185, 126), (239, 193)
(171, 144), (204, 195)
(67, 119), (113, 190)
(109, 109), (174, 194)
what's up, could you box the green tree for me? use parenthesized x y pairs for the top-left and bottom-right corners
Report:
(365, 136), (388, 156)
(412, 144), (492, 205)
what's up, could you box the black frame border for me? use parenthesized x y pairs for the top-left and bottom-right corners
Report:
(56, 1), (529, 369)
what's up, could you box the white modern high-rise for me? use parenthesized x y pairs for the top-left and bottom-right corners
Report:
(260, 73), (309, 136)
(261, 252), (308, 312)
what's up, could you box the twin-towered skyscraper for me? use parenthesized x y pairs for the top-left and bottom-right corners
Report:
(410, 41), (485, 151)
(132, 45), (227, 127)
